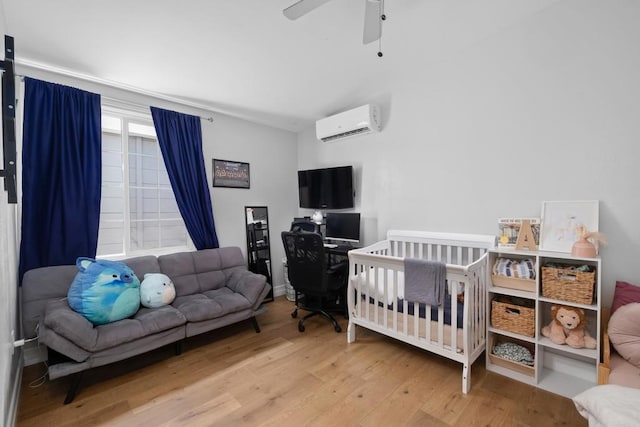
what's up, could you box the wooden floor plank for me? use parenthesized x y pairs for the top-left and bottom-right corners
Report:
(17, 297), (587, 426)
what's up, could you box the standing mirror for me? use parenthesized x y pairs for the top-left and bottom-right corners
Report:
(245, 206), (273, 302)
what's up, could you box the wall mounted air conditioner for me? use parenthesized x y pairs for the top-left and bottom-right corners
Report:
(315, 104), (381, 142)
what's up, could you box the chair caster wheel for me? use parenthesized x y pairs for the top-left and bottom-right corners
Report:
(298, 322), (305, 332)
(335, 325), (342, 333)
(291, 309), (297, 318)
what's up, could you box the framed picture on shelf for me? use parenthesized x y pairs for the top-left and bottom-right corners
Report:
(539, 200), (599, 253)
(212, 159), (250, 189)
(497, 218), (540, 249)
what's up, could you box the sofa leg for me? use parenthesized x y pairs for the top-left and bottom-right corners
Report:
(175, 340), (183, 356)
(64, 372), (83, 404)
(251, 316), (261, 333)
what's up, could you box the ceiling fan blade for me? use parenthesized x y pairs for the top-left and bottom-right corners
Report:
(283, 0), (333, 20)
(362, 0), (382, 44)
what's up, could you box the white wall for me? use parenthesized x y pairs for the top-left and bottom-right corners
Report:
(297, 0), (640, 306)
(203, 114), (299, 289)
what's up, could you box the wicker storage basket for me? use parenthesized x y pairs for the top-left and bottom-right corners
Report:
(488, 335), (535, 377)
(541, 265), (595, 305)
(491, 299), (535, 337)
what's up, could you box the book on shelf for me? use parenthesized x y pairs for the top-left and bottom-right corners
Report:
(497, 218), (540, 249)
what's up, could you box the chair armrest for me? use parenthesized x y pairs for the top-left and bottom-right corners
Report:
(226, 269), (268, 307)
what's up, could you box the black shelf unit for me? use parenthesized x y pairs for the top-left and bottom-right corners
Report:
(245, 206), (273, 302)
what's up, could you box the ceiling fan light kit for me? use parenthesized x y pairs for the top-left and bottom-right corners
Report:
(283, 0), (386, 57)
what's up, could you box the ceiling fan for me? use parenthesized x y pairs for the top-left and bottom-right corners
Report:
(283, 0), (386, 50)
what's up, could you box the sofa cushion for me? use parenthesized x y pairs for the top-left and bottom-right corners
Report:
(158, 251), (224, 296)
(122, 255), (162, 277)
(226, 269), (268, 307)
(158, 248), (247, 296)
(43, 299), (97, 351)
(172, 287), (251, 322)
(43, 298), (187, 352)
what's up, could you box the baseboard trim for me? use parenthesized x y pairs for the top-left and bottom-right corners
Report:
(23, 341), (47, 367)
(6, 348), (23, 427)
(273, 283), (286, 298)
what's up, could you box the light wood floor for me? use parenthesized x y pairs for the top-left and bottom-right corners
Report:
(17, 297), (587, 426)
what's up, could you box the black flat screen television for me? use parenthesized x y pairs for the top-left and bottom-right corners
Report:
(297, 166), (354, 209)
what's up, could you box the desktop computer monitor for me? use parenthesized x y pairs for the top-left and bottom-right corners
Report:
(325, 212), (360, 244)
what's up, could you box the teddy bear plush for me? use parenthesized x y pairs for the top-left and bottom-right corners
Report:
(541, 305), (596, 349)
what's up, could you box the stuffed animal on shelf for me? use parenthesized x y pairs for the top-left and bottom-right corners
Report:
(140, 273), (176, 308)
(541, 305), (596, 349)
(67, 257), (140, 325)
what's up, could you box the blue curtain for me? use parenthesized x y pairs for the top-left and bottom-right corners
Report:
(19, 78), (102, 280)
(150, 106), (219, 249)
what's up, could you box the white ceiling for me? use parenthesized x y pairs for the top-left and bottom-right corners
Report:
(1, 0), (560, 132)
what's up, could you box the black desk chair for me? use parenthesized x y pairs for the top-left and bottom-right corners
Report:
(281, 230), (348, 333)
(290, 219), (318, 233)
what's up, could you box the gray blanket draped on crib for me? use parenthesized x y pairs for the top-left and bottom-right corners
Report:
(403, 258), (446, 306)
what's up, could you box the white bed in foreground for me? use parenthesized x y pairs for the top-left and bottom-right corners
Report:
(347, 230), (495, 394)
(573, 384), (640, 426)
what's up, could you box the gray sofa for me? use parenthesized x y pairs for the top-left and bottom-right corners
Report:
(21, 247), (271, 403)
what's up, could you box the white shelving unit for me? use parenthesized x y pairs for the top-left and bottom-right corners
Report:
(486, 248), (601, 399)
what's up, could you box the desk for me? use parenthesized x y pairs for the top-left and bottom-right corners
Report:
(326, 245), (355, 256)
(324, 245), (357, 314)
(325, 245), (356, 278)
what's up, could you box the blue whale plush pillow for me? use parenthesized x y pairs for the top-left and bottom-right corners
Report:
(67, 257), (141, 325)
(140, 273), (176, 308)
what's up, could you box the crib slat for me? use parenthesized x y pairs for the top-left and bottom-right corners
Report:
(374, 267), (381, 325)
(437, 303), (444, 347)
(402, 299), (408, 335)
(451, 286), (458, 352)
(394, 270), (399, 327)
(413, 302), (419, 339)
(367, 266), (373, 321)
(393, 269), (398, 332)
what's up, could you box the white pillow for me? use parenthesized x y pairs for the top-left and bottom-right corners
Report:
(351, 269), (405, 305)
(573, 384), (640, 426)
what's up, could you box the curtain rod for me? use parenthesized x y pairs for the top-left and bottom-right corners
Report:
(101, 95), (214, 123)
(14, 61), (216, 122)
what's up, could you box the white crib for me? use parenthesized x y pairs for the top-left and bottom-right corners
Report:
(347, 230), (495, 394)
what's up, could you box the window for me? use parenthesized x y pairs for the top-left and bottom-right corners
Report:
(97, 110), (192, 257)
